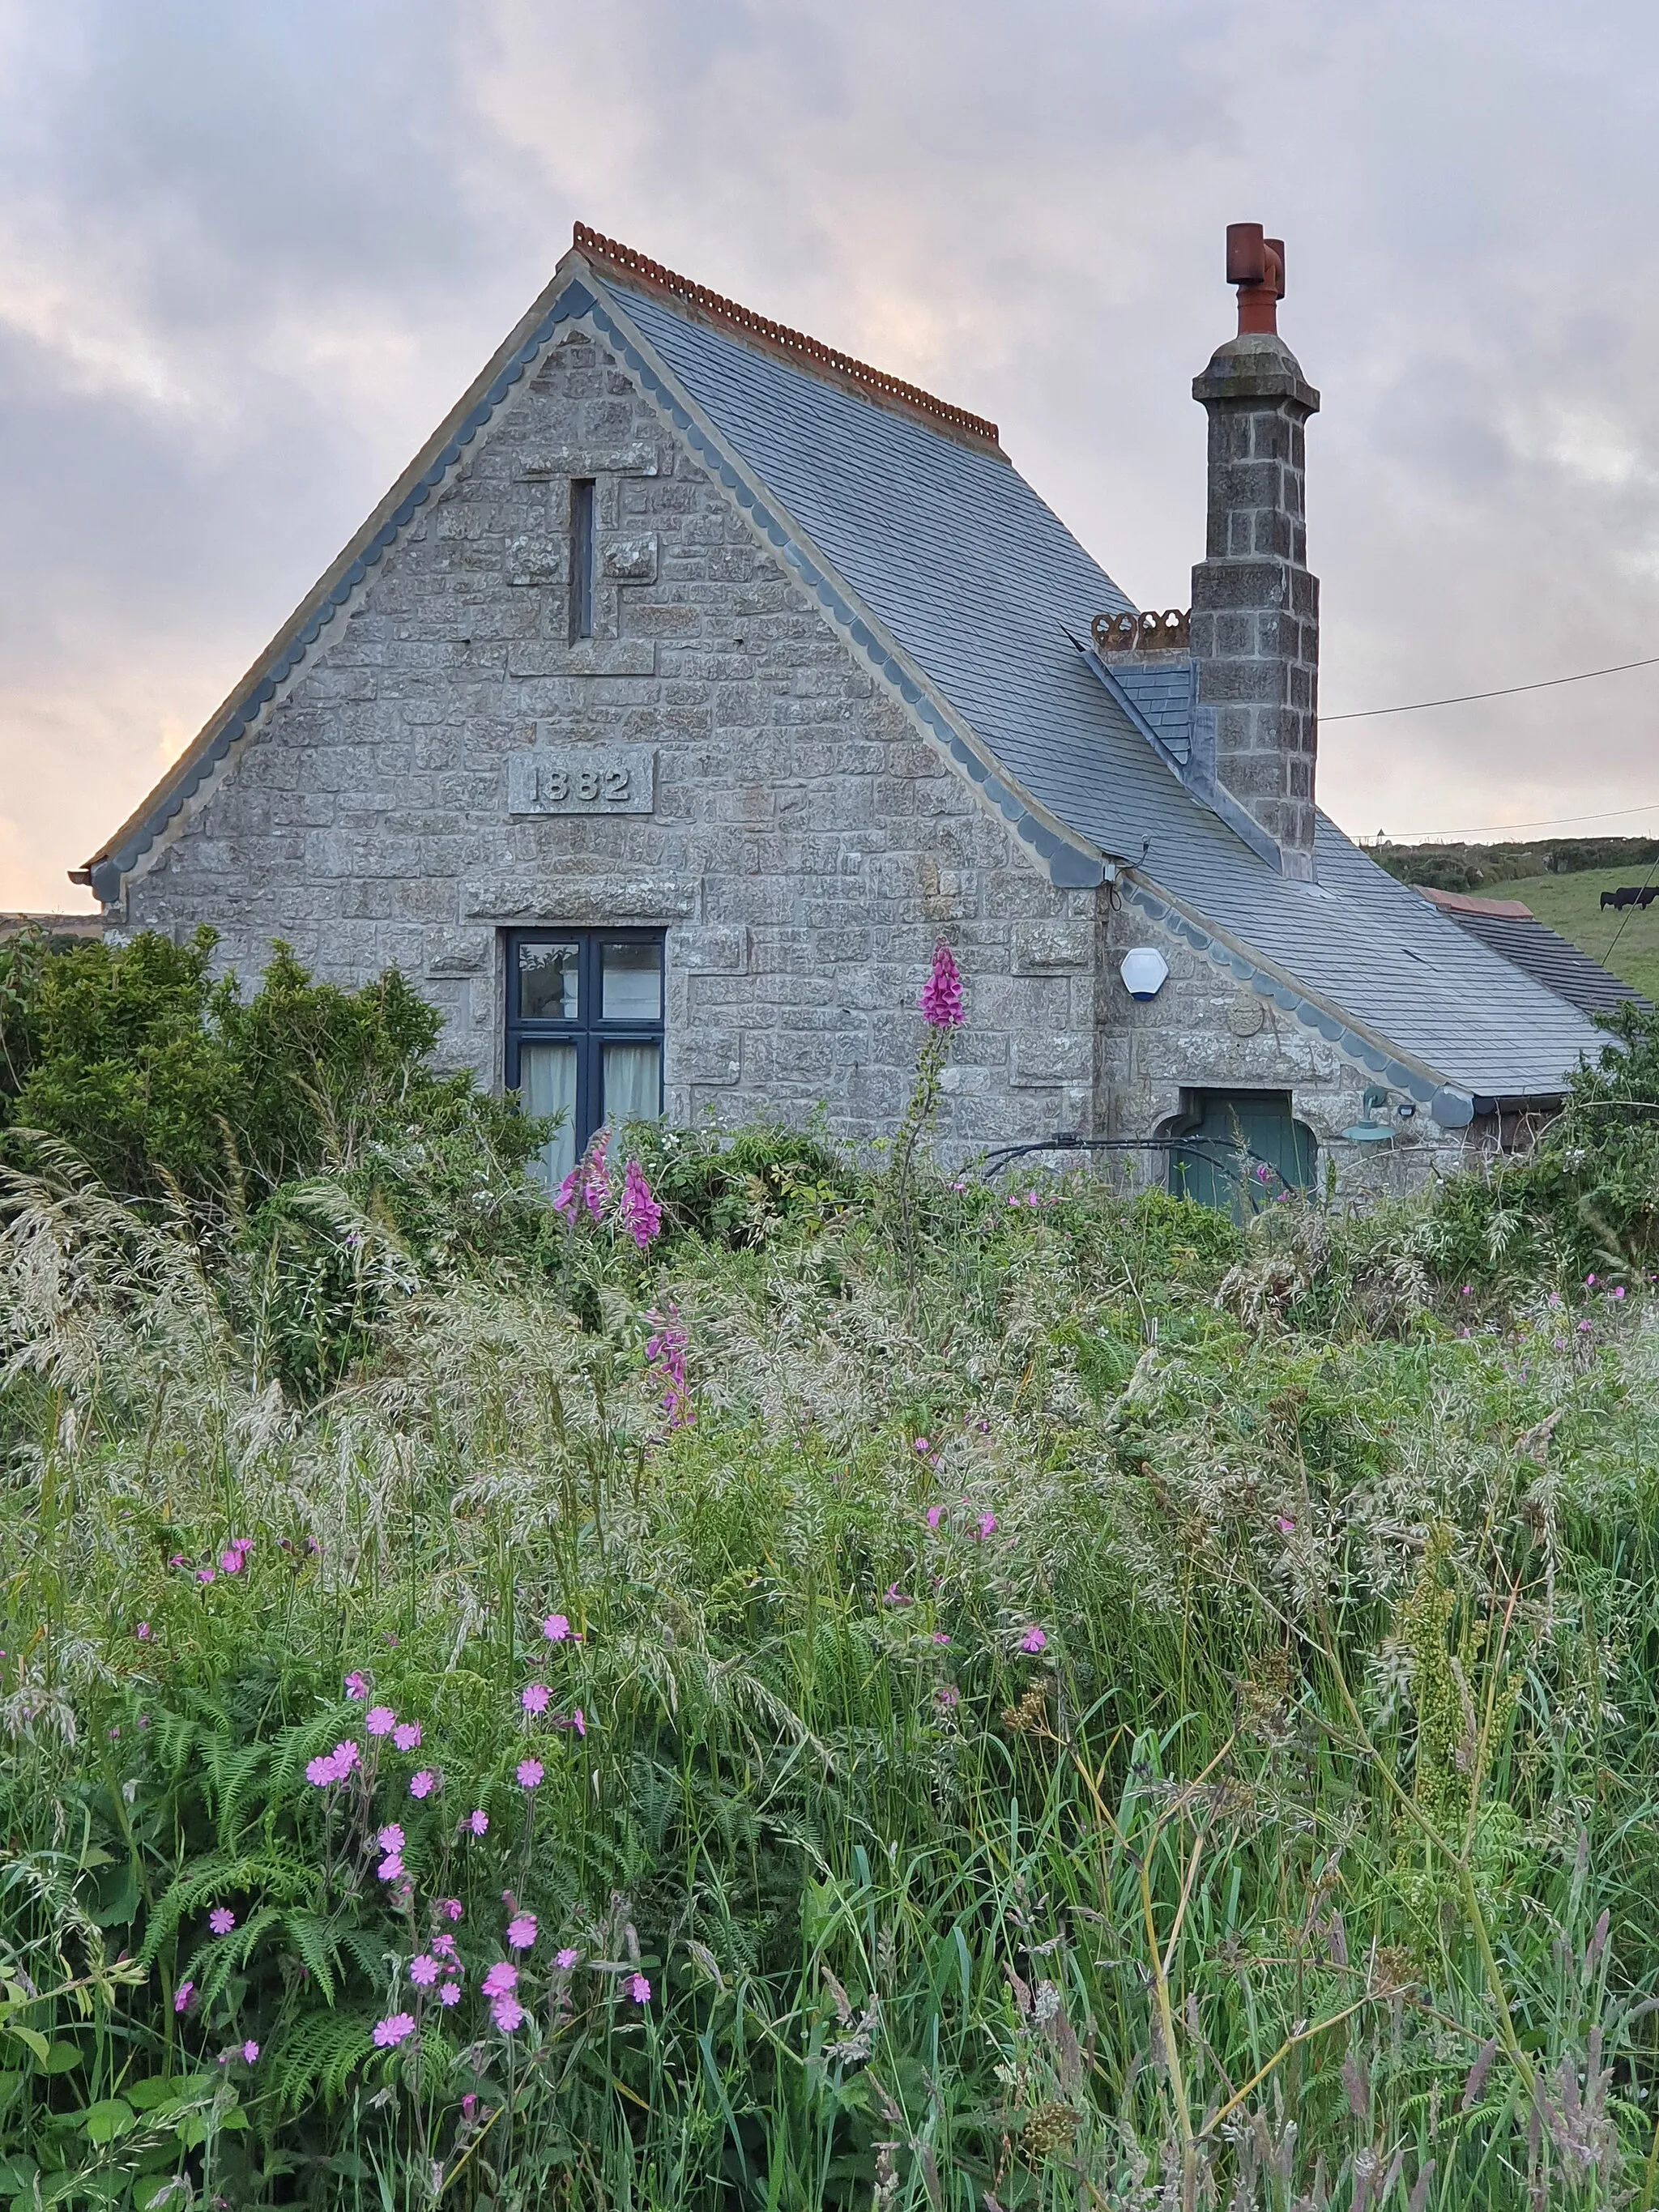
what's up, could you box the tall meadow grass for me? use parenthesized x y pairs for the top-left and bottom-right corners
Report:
(2, 1151), (1657, 2210)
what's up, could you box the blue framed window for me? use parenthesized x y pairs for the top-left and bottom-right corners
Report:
(505, 930), (665, 1187)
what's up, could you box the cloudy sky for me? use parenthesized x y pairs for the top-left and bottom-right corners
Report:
(5, 0), (1659, 910)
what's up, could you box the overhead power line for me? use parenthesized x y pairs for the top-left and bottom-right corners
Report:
(1324, 652), (1659, 721)
(1373, 799), (1659, 842)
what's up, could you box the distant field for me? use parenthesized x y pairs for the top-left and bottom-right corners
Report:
(1502, 866), (1659, 1002)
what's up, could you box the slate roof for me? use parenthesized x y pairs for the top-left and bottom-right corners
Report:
(611, 263), (1608, 1105)
(1413, 884), (1646, 1019)
(82, 228), (1613, 1111)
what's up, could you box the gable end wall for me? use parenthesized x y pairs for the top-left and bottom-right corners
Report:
(121, 334), (1101, 1149)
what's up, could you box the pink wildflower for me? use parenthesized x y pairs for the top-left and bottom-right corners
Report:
(438, 1980), (461, 2005)
(173, 1981), (194, 2014)
(393, 1721), (421, 1752)
(440, 1898), (463, 1922)
(491, 1995), (527, 2032)
(506, 1914), (537, 1951)
(135, 1621), (152, 1641)
(543, 1613), (571, 1642)
(365, 1707), (396, 1737)
(570, 1708), (586, 1739)
(1275, 1515), (1296, 1536)
(975, 1512), (997, 1541)
(883, 1583), (913, 1608)
(168, 1553), (186, 1568)
(932, 1632), (950, 1645)
(377, 1824), (405, 1853)
(466, 1809), (488, 1837)
(516, 1758), (544, 1789)
(919, 940), (964, 1028)
(373, 2013), (416, 2049)
(481, 1962), (518, 2000)
(377, 1855), (404, 1882)
(331, 1740), (360, 1775)
(409, 1771), (437, 1799)
(936, 1685), (961, 1710)
(196, 1568), (215, 1585)
(1019, 1626), (1047, 1654)
(220, 1549), (243, 1575)
(628, 1972), (652, 2005)
(556, 1947), (580, 1971)
(925, 1505), (945, 1530)
(618, 1159), (663, 1250)
(522, 1682), (550, 1716)
(343, 1671), (368, 1699)
(305, 1752), (339, 1787)
(241, 2040), (259, 2063)
(208, 1907), (235, 1936)
(408, 1955), (441, 1988)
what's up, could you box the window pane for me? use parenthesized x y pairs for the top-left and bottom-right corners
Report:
(518, 940), (579, 1021)
(520, 1042), (578, 1190)
(603, 1042), (661, 1125)
(601, 940), (662, 1020)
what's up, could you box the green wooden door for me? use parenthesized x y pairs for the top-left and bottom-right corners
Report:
(1168, 1091), (1316, 1215)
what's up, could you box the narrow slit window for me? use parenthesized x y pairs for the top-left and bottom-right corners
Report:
(569, 477), (595, 642)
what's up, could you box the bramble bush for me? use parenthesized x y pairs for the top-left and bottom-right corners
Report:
(2, 934), (1659, 2209)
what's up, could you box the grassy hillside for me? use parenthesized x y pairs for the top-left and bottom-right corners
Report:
(1497, 867), (1659, 1002)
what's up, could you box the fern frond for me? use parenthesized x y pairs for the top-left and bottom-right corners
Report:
(267, 2009), (374, 2112)
(136, 1849), (312, 1969)
(279, 1911), (342, 2005)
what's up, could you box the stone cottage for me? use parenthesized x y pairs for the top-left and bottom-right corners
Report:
(75, 220), (1611, 1196)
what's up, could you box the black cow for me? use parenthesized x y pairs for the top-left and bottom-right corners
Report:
(1602, 887), (1645, 910)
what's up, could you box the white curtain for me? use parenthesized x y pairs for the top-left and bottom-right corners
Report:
(521, 1042), (578, 1189)
(603, 1042), (661, 1127)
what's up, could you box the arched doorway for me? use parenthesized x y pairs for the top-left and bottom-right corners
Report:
(1166, 1089), (1316, 1215)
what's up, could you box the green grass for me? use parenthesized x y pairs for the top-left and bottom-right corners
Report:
(2, 1154), (1657, 2210)
(1498, 867), (1659, 1000)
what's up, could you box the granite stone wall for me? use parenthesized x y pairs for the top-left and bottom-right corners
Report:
(121, 331), (1099, 1153)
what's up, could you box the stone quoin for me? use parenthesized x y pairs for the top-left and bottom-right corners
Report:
(75, 222), (1618, 1203)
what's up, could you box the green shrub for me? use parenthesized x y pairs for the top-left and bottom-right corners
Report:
(1422, 1001), (1659, 1288)
(0, 929), (544, 1221)
(620, 1115), (864, 1246)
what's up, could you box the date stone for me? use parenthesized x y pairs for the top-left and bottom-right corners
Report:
(507, 745), (655, 816)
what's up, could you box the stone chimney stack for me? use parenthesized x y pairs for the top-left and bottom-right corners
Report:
(1190, 224), (1320, 880)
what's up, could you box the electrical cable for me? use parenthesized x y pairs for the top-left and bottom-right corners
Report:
(1324, 653), (1659, 721)
(1369, 799), (1659, 841)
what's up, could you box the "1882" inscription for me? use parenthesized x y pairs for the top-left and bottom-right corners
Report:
(507, 745), (655, 816)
